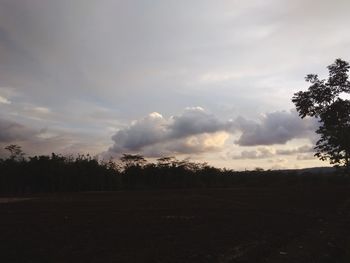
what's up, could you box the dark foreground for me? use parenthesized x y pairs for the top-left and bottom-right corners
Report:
(1, 186), (350, 263)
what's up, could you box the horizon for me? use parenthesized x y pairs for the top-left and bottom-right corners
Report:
(1, 0), (349, 170)
(0, 146), (335, 172)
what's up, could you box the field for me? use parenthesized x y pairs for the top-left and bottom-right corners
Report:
(1, 186), (350, 262)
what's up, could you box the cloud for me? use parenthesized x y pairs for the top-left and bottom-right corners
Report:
(2, 0), (349, 120)
(32, 107), (50, 114)
(268, 158), (288, 164)
(234, 110), (318, 146)
(0, 118), (37, 142)
(110, 112), (168, 152)
(1, 0), (347, 169)
(232, 144), (314, 160)
(0, 117), (108, 158)
(232, 147), (275, 160)
(108, 107), (232, 156)
(0, 95), (11, 104)
(296, 153), (316, 161)
(140, 131), (230, 157)
(0, 104), (320, 160)
(276, 145), (314, 155)
(108, 107), (319, 157)
(168, 107), (230, 138)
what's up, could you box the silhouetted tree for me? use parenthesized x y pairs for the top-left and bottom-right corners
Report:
(4, 144), (25, 161)
(292, 59), (350, 169)
(156, 156), (175, 168)
(120, 154), (147, 188)
(120, 154), (147, 169)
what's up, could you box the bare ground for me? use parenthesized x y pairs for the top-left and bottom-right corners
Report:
(1, 186), (350, 263)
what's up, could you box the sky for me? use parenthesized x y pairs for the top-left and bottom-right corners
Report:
(0, 0), (349, 170)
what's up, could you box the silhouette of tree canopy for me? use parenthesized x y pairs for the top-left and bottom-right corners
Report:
(292, 58), (350, 169)
(5, 144), (25, 161)
(156, 156), (176, 168)
(120, 154), (147, 169)
(1, 144), (347, 194)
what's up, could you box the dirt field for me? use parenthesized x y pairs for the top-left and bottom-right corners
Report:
(1, 186), (350, 262)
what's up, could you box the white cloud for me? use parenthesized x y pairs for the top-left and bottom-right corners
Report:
(140, 131), (230, 157)
(276, 145), (314, 155)
(32, 107), (50, 114)
(0, 95), (11, 104)
(232, 147), (275, 159)
(231, 144), (315, 160)
(296, 153), (317, 161)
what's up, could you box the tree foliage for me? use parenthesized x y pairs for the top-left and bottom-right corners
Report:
(292, 59), (350, 168)
(5, 144), (25, 161)
(120, 154), (147, 169)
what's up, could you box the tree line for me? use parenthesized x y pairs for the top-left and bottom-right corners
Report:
(0, 145), (348, 194)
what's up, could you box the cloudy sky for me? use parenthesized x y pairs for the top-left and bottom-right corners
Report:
(0, 0), (349, 169)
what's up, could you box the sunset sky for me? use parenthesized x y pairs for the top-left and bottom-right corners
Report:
(0, 0), (349, 170)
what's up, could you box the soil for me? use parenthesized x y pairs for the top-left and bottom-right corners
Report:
(1, 186), (350, 262)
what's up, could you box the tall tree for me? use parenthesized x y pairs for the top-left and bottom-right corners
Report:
(292, 59), (350, 169)
(4, 144), (25, 161)
(120, 154), (147, 169)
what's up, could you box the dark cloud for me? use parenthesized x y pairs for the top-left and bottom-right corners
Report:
(169, 107), (229, 138)
(234, 110), (318, 146)
(0, 117), (107, 158)
(0, 106), (320, 160)
(0, 118), (41, 158)
(0, 118), (37, 142)
(110, 112), (168, 152)
(108, 108), (231, 156)
(108, 108), (318, 157)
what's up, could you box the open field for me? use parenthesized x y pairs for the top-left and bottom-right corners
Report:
(1, 186), (350, 263)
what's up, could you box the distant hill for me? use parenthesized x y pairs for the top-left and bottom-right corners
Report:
(281, 167), (336, 175)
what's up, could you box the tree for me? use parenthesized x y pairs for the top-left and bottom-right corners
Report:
(292, 58), (350, 169)
(120, 154), (147, 169)
(4, 144), (25, 161)
(156, 156), (175, 168)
